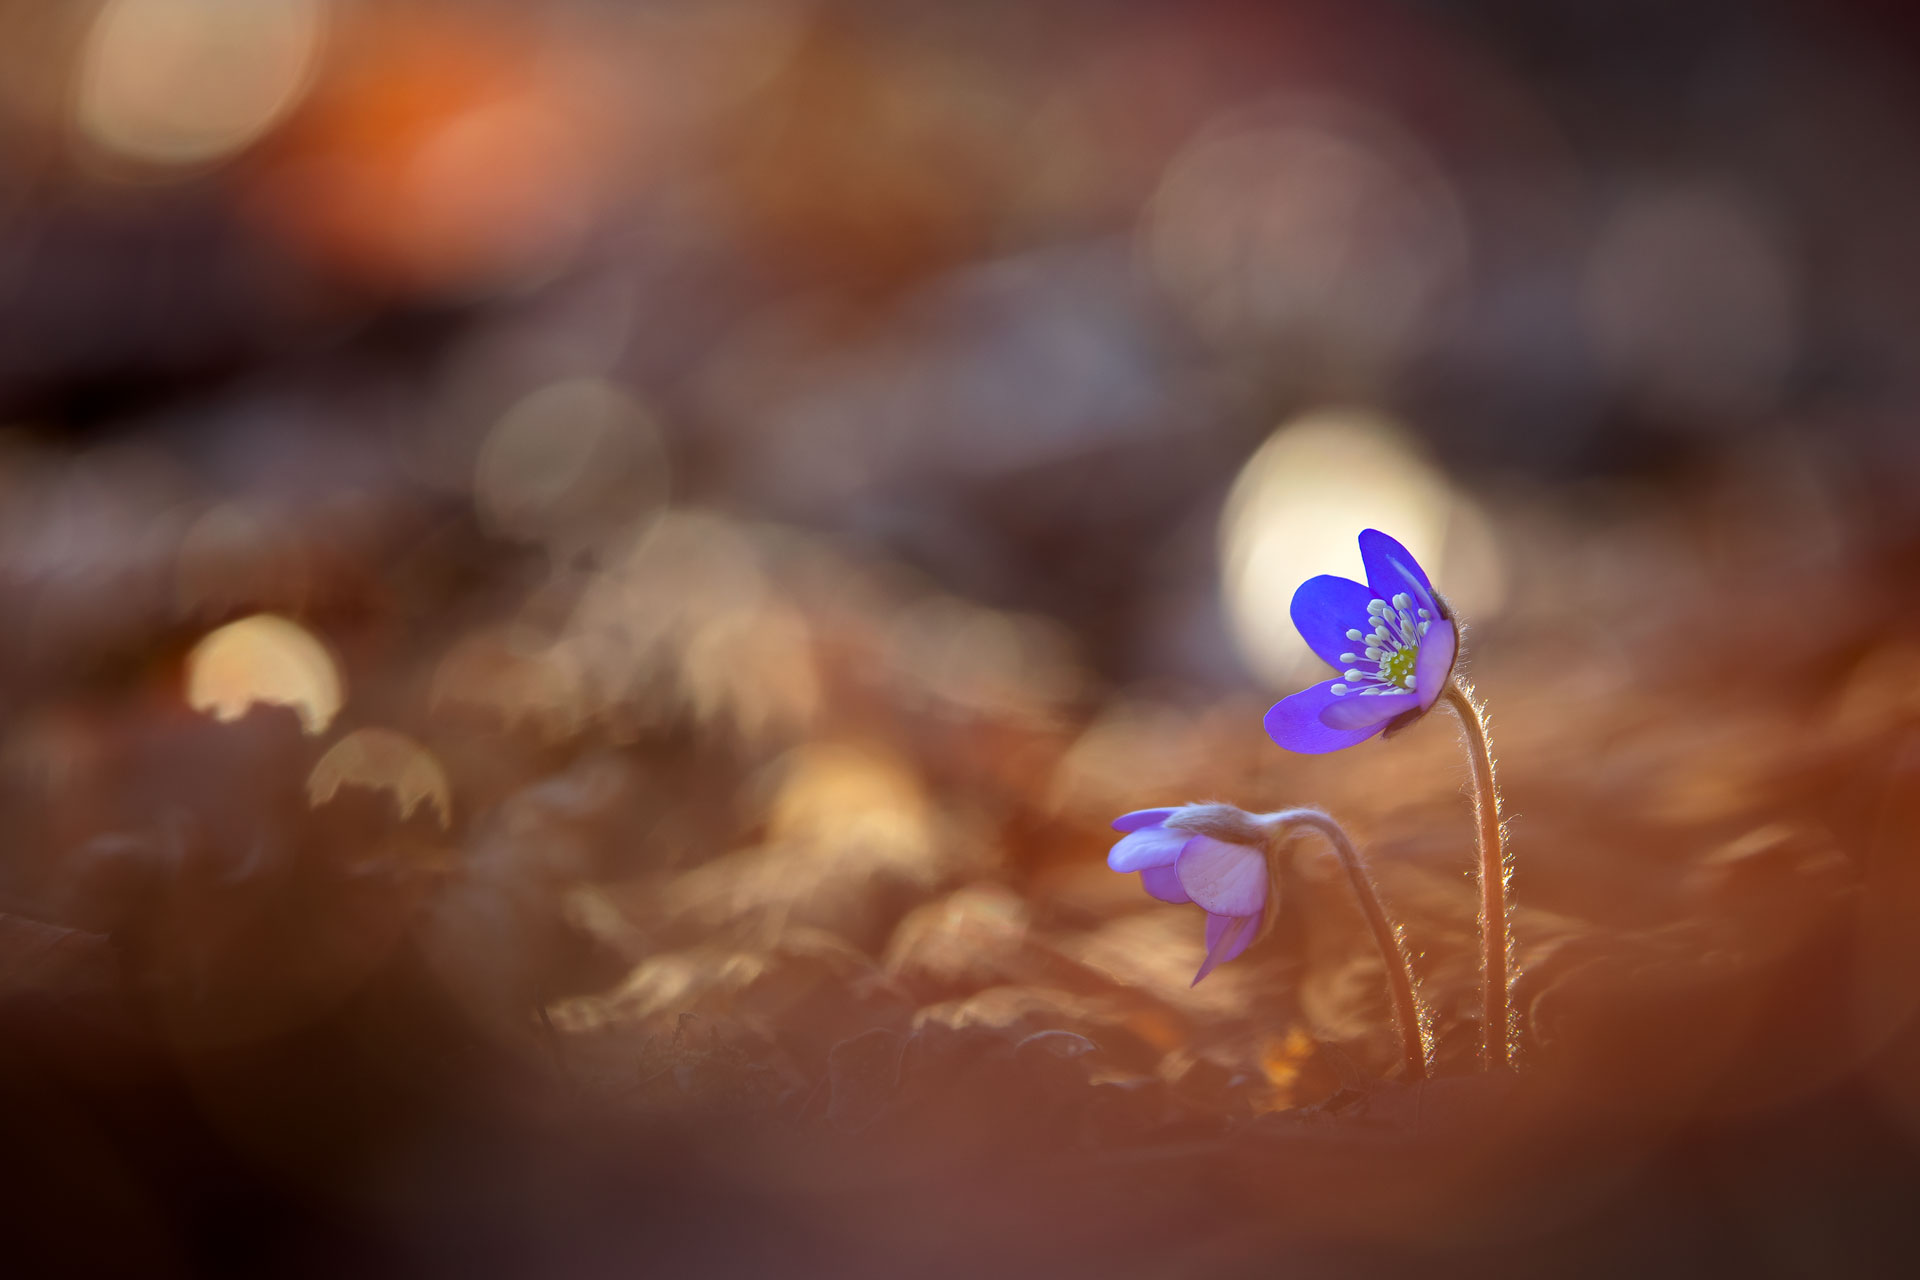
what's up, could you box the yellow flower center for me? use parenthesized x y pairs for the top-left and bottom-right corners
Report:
(1331, 592), (1434, 699)
(1378, 645), (1417, 690)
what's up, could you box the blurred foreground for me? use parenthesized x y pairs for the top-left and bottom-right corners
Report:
(6, 0), (1920, 1276)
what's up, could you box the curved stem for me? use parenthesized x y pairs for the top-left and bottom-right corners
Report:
(1269, 809), (1428, 1082)
(1442, 679), (1511, 1070)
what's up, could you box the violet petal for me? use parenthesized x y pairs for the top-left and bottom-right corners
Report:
(1264, 680), (1391, 754)
(1193, 910), (1262, 984)
(1320, 689), (1419, 731)
(1358, 529), (1433, 598)
(1175, 836), (1267, 917)
(1108, 827), (1191, 873)
(1414, 616), (1457, 709)
(1112, 807), (1177, 833)
(1140, 864), (1191, 904)
(1289, 575), (1375, 668)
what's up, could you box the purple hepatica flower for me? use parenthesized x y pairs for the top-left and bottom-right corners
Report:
(1109, 805), (1268, 985)
(1265, 529), (1458, 754)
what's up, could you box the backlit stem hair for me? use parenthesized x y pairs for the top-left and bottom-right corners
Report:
(1441, 679), (1511, 1070)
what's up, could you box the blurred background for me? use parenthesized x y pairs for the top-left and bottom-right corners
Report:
(5, 0), (1920, 1275)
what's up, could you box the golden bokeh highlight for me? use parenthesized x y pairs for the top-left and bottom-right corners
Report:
(75, 0), (327, 169)
(184, 613), (342, 735)
(306, 727), (452, 829)
(766, 741), (934, 876)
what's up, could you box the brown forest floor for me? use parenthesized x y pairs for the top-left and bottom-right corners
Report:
(5, 455), (1920, 1279)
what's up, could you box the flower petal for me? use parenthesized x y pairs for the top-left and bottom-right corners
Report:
(1264, 680), (1391, 754)
(1358, 529), (1433, 600)
(1414, 616), (1457, 708)
(1140, 864), (1191, 904)
(1289, 575), (1374, 668)
(1108, 827), (1190, 872)
(1175, 836), (1267, 917)
(1320, 689), (1419, 730)
(1112, 807), (1176, 833)
(1193, 910), (1262, 985)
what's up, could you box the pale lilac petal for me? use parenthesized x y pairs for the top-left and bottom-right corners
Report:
(1320, 689), (1419, 731)
(1193, 910), (1262, 985)
(1112, 807), (1177, 833)
(1414, 616), (1457, 709)
(1358, 529), (1433, 599)
(1108, 827), (1191, 873)
(1140, 865), (1190, 904)
(1264, 680), (1391, 754)
(1289, 575), (1374, 669)
(1175, 836), (1267, 917)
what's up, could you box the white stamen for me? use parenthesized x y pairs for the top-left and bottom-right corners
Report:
(1325, 583), (1442, 703)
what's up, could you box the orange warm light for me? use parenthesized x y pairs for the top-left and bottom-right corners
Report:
(244, 7), (605, 296)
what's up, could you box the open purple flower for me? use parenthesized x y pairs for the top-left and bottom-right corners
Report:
(1264, 529), (1458, 754)
(1108, 806), (1268, 984)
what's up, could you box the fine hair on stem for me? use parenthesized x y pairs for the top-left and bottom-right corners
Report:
(1441, 678), (1512, 1070)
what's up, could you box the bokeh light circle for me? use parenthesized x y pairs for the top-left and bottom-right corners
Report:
(307, 727), (452, 829)
(76, 0), (327, 169)
(185, 612), (343, 735)
(473, 378), (669, 559)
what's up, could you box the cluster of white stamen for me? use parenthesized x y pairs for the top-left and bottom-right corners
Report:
(1329, 592), (1432, 697)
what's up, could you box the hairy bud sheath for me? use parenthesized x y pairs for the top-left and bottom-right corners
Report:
(1163, 803), (1270, 847)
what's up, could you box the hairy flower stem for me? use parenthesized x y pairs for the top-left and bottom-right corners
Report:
(1267, 809), (1428, 1082)
(1441, 679), (1510, 1070)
